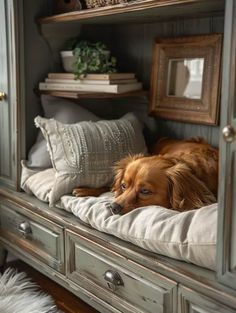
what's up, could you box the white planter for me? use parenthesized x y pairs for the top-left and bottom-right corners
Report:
(60, 50), (76, 73)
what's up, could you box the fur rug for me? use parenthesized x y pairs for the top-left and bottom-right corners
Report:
(0, 268), (62, 313)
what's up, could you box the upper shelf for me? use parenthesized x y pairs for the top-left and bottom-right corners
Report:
(38, 0), (225, 25)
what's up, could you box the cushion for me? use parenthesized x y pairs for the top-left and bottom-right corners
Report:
(27, 95), (99, 168)
(35, 113), (147, 205)
(59, 194), (217, 270)
(21, 161), (55, 202)
(20, 167), (217, 270)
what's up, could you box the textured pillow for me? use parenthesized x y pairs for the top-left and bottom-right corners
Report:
(27, 95), (99, 168)
(35, 113), (147, 205)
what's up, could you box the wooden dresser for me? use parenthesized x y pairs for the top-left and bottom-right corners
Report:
(0, 1), (236, 312)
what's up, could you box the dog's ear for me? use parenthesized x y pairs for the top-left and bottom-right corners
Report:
(112, 154), (144, 195)
(166, 163), (216, 211)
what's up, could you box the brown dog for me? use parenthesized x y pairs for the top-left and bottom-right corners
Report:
(73, 138), (218, 214)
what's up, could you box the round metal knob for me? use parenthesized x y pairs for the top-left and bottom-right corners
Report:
(0, 92), (6, 101)
(222, 125), (236, 143)
(104, 270), (124, 290)
(18, 221), (32, 236)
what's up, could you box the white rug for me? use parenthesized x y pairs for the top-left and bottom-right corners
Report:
(0, 268), (62, 313)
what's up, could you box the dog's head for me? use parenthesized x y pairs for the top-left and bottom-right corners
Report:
(111, 154), (216, 214)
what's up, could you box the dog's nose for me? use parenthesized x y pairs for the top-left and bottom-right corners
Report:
(110, 202), (123, 214)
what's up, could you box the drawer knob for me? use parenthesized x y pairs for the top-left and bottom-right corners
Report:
(222, 125), (236, 142)
(104, 270), (124, 291)
(18, 221), (31, 237)
(0, 91), (6, 101)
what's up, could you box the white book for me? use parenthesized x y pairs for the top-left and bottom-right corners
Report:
(39, 82), (142, 94)
(48, 72), (136, 80)
(45, 78), (138, 85)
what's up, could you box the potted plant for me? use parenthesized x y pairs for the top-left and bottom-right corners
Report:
(61, 39), (117, 78)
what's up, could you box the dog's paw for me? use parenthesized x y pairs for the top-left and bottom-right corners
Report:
(72, 188), (89, 197)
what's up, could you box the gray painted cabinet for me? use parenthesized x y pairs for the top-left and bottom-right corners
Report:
(1, 0), (236, 312)
(0, 0), (19, 189)
(217, 0), (236, 290)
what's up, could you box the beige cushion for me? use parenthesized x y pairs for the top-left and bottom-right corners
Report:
(27, 95), (99, 169)
(21, 161), (55, 202)
(20, 166), (217, 270)
(35, 113), (147, 205)
(60, 194), (217, 270)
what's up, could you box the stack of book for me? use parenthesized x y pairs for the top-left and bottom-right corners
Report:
(39, 72), (143, 94)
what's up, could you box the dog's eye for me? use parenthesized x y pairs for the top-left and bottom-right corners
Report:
(140, 188), (152, 195)
(121, 183), (127, 191)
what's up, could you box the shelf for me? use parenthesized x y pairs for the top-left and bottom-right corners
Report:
(38, 90), (149, 99)
(38, 0), (224, 25)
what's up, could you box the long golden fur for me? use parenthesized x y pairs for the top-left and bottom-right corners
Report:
(73, 137), (218, 214)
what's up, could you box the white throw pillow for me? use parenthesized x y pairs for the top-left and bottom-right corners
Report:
(35, 113), (147, 205)
(27, 95), (99, 168)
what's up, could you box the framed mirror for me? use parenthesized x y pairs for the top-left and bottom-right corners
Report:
(149, 34), (222, 125)
(167, 58), (204, 99)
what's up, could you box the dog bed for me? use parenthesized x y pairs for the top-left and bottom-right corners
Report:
(21, 163), (217, 271)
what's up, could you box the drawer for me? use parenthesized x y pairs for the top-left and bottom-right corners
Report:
(66, 230), (177, 313)
(0, 201), (64, 273)
(178, 285), (235, 313)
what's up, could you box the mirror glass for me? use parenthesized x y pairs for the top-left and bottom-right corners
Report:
(167, 58), (204, 99)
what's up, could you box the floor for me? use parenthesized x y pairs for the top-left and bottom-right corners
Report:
(4, 259), (99, 313)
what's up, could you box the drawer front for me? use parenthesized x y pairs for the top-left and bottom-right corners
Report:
(0, 201), (64, 273)
(178, 285), (235, 313)
(66, 230), (177, 313)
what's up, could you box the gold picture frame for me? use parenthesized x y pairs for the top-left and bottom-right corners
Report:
(149, 34), (222, 125)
